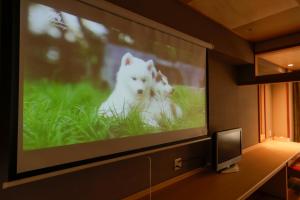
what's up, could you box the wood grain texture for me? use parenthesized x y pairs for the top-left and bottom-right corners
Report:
(208, 51), (259, 148)
(257, 45), (300, 70)
(258, 165), (288, 199)
(123, 168), (203, 200)
(187, 0), (298, 29)
(136, 141), (300, 200)
(183, 0), (300, 41)
(233, 7), (300, 41)
(255, 32), (300, 54)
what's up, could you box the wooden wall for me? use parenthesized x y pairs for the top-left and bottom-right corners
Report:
(208, 51), (259, 148)
(0, 0), (258, 199)
(255, 31), (300, 53)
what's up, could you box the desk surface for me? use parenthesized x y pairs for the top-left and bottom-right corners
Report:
(142, 141), (300, 200)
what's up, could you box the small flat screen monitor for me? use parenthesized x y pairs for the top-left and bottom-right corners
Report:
(215, 128), (242, 171)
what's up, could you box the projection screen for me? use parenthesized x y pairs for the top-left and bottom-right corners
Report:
(17, 0), (212, 174)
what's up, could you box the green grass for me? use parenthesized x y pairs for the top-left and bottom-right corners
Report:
(170, 85), (206, 130)
(23, 80), (206, 151)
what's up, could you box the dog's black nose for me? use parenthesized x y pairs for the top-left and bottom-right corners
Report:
(137, 89), (143, 94)
(171, 88), (175, 94)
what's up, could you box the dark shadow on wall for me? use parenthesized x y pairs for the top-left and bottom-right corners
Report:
(208, 51), (259, 148)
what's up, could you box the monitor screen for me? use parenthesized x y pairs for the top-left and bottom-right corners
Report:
(217, 129), (242, 164)
(16, 0), (208, 174)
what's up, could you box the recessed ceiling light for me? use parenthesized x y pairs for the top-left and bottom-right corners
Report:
(288, 64), (294, 67)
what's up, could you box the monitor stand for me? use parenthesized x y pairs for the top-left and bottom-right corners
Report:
(221, 164), (240, 174)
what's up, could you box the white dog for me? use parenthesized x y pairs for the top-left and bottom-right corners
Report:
(142, 71), (182, 127)
(98, 52), (156, 118)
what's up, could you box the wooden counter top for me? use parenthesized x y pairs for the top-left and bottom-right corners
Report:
(139, 141), (300, 200)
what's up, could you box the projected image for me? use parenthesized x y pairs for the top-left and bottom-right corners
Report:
(21, 1), (206, 151)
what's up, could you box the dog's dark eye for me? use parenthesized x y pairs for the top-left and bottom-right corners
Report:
(132, 77), (137, 81)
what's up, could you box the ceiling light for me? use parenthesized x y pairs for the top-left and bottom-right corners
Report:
(288, 64), (294, 67)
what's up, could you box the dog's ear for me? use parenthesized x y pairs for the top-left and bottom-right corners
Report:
(156, 72), (162, 82)
(122, 52), (133, 66)
(146, 60), (154, 71)
(156, 70), (164, 82)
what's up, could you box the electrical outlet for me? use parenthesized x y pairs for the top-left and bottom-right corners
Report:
(174, 158), (182, 171)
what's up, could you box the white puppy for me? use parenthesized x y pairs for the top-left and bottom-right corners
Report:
(98, 52), (155, 118)
(142, 71), (182, 127)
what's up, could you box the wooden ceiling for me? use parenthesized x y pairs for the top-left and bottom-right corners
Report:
(258, 46), (300, 70)
(182, 0), (300, 42)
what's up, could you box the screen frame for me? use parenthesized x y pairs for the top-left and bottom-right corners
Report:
(7, 0), (212, 180)
(215, 128), (242, 171)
